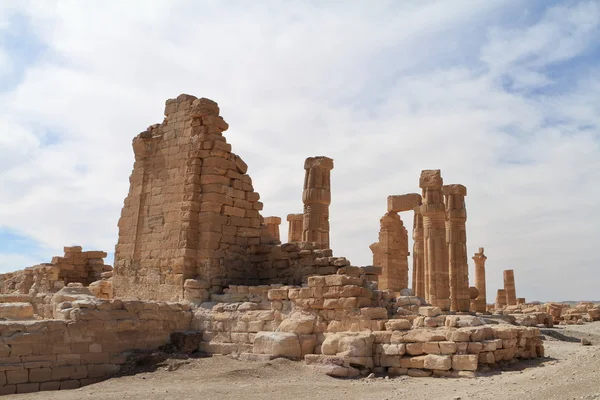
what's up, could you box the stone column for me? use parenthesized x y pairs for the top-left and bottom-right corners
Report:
(412, 206), (425, 298)
(419, 170), (449, 310)
(263, 216), (281, 243)
(443, 184), (469, 312)
(496, 289), (507, 308)
(377, 212), (408, 291)
(302, 157), (334, 249)
(503, 269), (517, 306)
(369, 242), (382, 268)
(286, 214), (303, 242)
(472, 247), (487, 313)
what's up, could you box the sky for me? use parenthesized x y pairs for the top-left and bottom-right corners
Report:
(0, 0), (599, 302)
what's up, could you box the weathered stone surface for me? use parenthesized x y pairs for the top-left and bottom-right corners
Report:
(253, 332), (302, 359)
(0, 303), (34, 319)
(423, 354), (452, 370)
(452, 354), (478, 371)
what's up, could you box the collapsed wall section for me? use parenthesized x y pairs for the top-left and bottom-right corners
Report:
(0, 247), (111, 296)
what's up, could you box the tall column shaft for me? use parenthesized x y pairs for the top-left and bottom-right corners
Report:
(302, 157), (334, 249)
(419, 170), (449, 310)
(503, 269), (517, 306)
(443, 184), (469, 312)
(286, 214), (303, 242)
(472, 247), (487, 313)
(412, 207), (425, 298)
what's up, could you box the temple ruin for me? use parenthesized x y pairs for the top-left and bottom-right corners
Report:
(2, 94), (589, 396)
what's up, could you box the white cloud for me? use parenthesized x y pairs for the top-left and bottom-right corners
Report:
(0, 0), (599, 301)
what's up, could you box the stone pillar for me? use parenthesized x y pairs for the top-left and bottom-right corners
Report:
(517, 298), (526, 305)
(286, 214), (303, 242)
(263, 216), (281, 243)
(496, 289), (507, 308)
(443, 184), (469, 312)
(384, 193), (421, 293)
(377, 212), (408, 291)
(472, 247), (487, 313)
(302, 157), (334, 249)
(503, 269), (517, 306)
(412, 206), (425, 298)
(419, 170), (449, 310)
(369, 242), (382, 269)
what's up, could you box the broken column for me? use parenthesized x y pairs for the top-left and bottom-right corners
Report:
(443, 184), (469, 312)
(263, 216), (282, 244)
(496, 289), (507, 308)
(472, 247), (487, 313)
(419, 170), (450, 310)
(383, 194), (421, 292)
(412, 206), (425, 298)
(302, 157), (334, 249)
(377, 212), (407, 291)
(369, 242), (382, 270)
(503, 269), (517, 306)
(286, 213), (303, 242)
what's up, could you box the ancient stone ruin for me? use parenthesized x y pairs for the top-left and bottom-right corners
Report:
(3, 94), (594, 395)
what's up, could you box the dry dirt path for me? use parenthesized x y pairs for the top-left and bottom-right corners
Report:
(12, 322), (600, 400)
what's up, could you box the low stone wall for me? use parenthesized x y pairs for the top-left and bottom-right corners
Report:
(192, 273), (545, 378)
(0, 299), (191, 395)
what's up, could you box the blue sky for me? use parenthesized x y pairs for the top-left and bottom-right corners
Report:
(0, 0), (599, 301)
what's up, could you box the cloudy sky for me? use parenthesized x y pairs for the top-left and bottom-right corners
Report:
(1, 0), (599, 302)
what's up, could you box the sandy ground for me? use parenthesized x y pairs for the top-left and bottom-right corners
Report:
(12, 321), (600, 400)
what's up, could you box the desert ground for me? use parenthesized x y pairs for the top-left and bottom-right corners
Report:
(12, 321), (600, 400)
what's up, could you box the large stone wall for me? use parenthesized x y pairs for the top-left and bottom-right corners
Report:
(113, 95), (349, 302)
(0, 298), (191, 395)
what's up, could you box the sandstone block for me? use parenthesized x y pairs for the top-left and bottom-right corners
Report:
(0, 303), (34, 319)
(422, 342), (441, 354)
(439, 341), (458, 354)
(452, 354), (478, 371)
(385, 319), (412, 331)
(387, 193), (421, 212)
(17, 383), (39, 394)
(406, 343), (424, 356)
(418, 306), (441, 317)
(323, 275), (362, 286)
(423, 354), (451, 370)
(29, 367), (52, 382)
(253, 332), (301, 359)
(6, 370), (28, 384)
